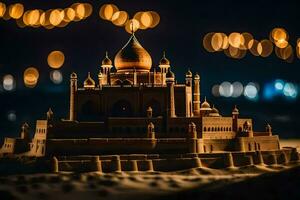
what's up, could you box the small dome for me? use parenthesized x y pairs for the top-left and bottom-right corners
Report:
(201, 97), (211, 109)
(209, 105), (220, 117)
(70, 72), (77, 79)
(186, 69), (192, 77)
(102, 51), (112, 66)
(211, 106), (219, 113)
(194, 73), (200, 80)
(159, 51), (170, 66)
(232, 105), (239, 114)
(114, 34), (152, 72)
(84, 72), (95, 89)
(166, 69), (175, 78)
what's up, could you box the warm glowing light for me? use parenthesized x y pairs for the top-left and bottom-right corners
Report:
(228, 32), (244, 48)
(50, 70), (63, 84)
(24, 67), (39, 88)
(9, 3), (24, 19)
(274, 39), (289, 49)
(224, 46), (246, 59)
(47, 51), (65, 69)
(248, 39), (260, 56)
(99, 4), (119, 21)
(257, 39), (273, 57)
(203, 32), (216, 52)
(3, 74), (16, 91)
(64, 8), (75, 22)
(148, 11), (160, 28)
(0, 2), (6, 17)
(140, 12), (153, 28)
(240, 32), (253, 50)
(271, 28), (288, 42)
(27, 10), (41, 26)
(83, 3), (93, 18)
(111, 11), (128, 26)
(275, 45), (293, 61)
(74, 3), (85, 20)
(125, 19), (140, 33)
(211, 33), (224, 51)
(49, 9), (64, 26)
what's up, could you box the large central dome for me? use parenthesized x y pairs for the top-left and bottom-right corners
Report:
(114, 34), (152, 72)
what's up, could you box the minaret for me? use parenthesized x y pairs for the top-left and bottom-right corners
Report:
(69, 72), (77, 121)
(185, 69), (193, 117)
(166, 69), (176, 117)
(193, 73), (201, 116)
(159, 51), (170, 85)
(101, 51), (113, 85)
(20, 123), (30, 140)
(232, 105), (239, 132)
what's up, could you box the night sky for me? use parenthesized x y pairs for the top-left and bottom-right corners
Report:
(0, 0), (299, 139)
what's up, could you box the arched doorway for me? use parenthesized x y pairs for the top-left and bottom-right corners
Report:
(111, 99), (133, 117)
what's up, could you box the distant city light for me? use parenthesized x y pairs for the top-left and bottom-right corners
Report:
(211, 84), (220, 97)
(232, 82), (244, 98)
(24, 67), (39, 88)
(244, 82), (258, 100)
(283, 82), (298, 98)
(47, 51), (65, 69)
(3, 74), (16, 91)
(50, 70), (63, 84)
(7, 110), (16, 122)
(219, 81), (233, 97)
(274, 79), (284, 90)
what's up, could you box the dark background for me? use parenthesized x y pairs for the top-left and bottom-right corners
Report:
(0, 0), (299, 139)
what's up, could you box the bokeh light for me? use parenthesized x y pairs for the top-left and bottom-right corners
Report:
(244, 82), (259, 100)
(257, 39), (273, 57)
(50, 70), (63, 84)
(274, 79), (285, 91)
(0, 2), (6, 17)
(99, 4), (119, 21)
(9, 3), (24, 19)
(232, 82), (244, 98)
(24, 67), (39, 88)
(219, 81), (233, 97)
(3, 74), (16, 91)
(47, 51), (65, 69)
(228, 32), (244, 48)
(125, 19), (140, 33)
(7, 110), (16, 122)
(49, 9), (64, 26)
(283, 82), (298, 98)
(211, 84), (220, 97)
(111, 11), (128, 26)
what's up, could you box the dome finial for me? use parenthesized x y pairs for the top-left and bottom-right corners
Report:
(105, 51), (108, 58)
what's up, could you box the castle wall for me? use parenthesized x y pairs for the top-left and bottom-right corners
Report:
(202, 117), (236, 139)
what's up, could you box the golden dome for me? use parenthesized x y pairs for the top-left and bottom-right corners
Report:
(201, 97), (211, 110)
(84, 72), (95, 89)
(159, 51), (170, 66)
(114, 34), (152, 72)
(102, 51), (112, 66)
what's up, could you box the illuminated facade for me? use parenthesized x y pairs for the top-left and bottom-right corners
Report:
(1, 33), (281, 157)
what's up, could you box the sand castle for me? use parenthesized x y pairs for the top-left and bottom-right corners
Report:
(0, 33), (299, 172)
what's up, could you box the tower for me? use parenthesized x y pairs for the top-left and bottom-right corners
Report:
(266, 123), (272, 136)
(166, 69), (176, 117)
(20, 123), (30, 140)
(232, 105), (239, 132)
(193, 73), (201, 116)
(185, 69), (193, 117)
(69, 72), (77, 121)
(159, 51), (170, 85)
(101, 51), (113, 85)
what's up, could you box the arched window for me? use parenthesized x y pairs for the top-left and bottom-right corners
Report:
(217, 127), (220, 131)
(123, 79), (132, 85)
(113, 79), (123, 85)
(203, 145), (206, 153)
(248, 143), (251, 151)
(210, 145), (213, 152)
(204, 127), (207, 132)
(208, 127), (211, 132)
